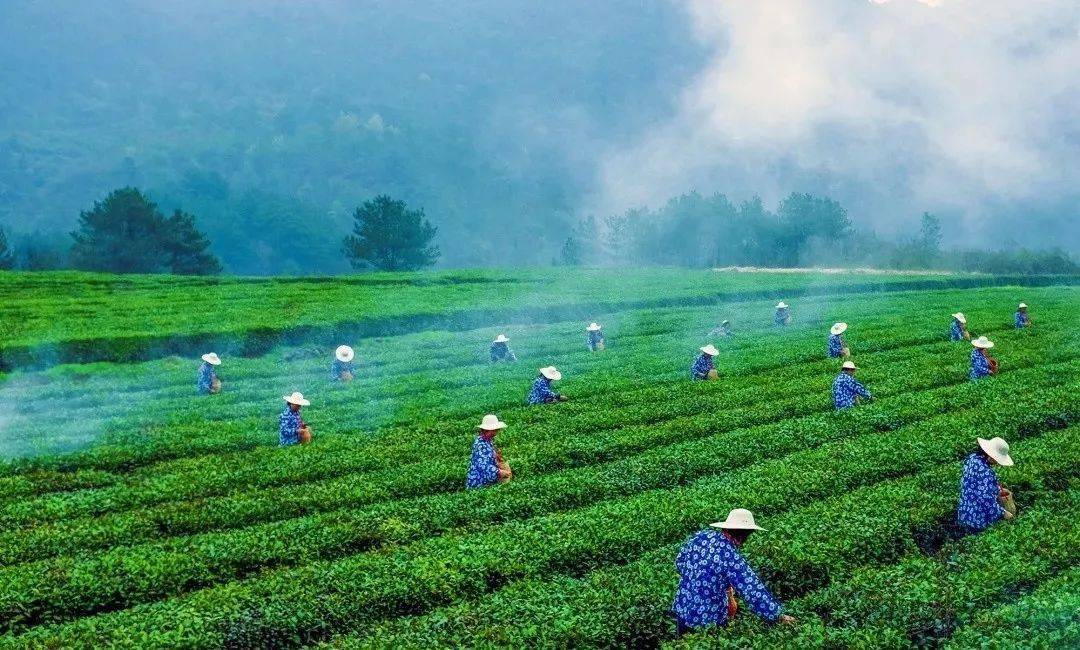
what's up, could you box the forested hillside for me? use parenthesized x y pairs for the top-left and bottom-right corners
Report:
(0, 1), (705, 273)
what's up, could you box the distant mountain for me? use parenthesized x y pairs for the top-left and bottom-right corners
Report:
(0, 0), (706, 273)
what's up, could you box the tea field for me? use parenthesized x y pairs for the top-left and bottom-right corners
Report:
(0, 269), (1076, 648)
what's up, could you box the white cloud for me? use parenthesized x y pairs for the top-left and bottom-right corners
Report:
(595, 0), (1079, 244)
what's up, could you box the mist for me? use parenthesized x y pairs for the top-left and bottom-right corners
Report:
(0, 0), (1076, 273)
(596, 0), (1080, 250)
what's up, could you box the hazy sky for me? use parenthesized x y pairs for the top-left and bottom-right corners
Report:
(596, 0), (1079, 248)
(1, 0), (1076, 264)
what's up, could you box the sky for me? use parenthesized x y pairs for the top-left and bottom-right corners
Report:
(0, 0), (1076, 266)
(595, 0), (1079, 248)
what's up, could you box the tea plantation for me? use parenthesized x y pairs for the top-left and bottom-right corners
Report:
(0, 269), (1075, 648)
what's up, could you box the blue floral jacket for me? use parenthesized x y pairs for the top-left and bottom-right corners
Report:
(833, 372), (871, 409)
(331, 359), (355, 380)
(950, 320), (965, 341)
(490, 342), (518, 363)
(827, 334), (844, 358)
(279, 407), (303, 446)
(465, 437), (499, 488)
(527, 376), (560, 404)
(957, 452), (1005, 531)
(691, 354), (714, 381)
(672, 529), (783, 628)
(970, 349), (991, 380)
(196, 362), (217, 394)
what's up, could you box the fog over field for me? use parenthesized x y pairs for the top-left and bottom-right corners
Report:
(0, 0), (1076, 273)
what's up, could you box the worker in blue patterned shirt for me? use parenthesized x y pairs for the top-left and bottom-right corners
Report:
(279, 392), (312, 446)
(196, 353), (222, 394)
(691, 345), (720, 381)
(833, 360), (871, 409)
(774, 301), (791, 326)
(331, 345), (356, 381)
(709, 320), (733, 338)
(827, 322), (850, 358)
(1015, 303), (1031, 329)
(950, 313), (970, 341)
(672, 508), (795, 634)
(970, 336), (997, 380)
(957, 436), (1015, 533)
(490, 334), (517, 363)
(527, 366), (567, 404)
(586, 322), (605, 351)
(465, 414), (512, 488)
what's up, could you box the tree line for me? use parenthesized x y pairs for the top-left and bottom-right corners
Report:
(0, 188), (441, 274)
(558, 191), (1077, 275)
(0, 186), (1073, 275)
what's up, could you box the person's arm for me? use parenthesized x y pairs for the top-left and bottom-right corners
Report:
(507, 349), (517, 362)
(856, 380), (872, 399)
(726, 552), (783, 621)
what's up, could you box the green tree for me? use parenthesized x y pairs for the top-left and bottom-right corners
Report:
(918, 212), (943, 251)
(70, 187), (220, 275)
(559, 236), (583, 266)
(343, 195), (440, 271)
(163, 209), (222, 275)
(0, 227), (12, 270)
(776, 193), (852, 266)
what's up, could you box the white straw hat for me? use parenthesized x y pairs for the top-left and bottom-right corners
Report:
(830, 322), (848, 335)
(477, 414), (507, 431)
(335, 345), (355, 362)
(971, 336), (995, 349)
(201, 353), (222, 366)
(586, 322), (602, 331)
(283, 392), (310, 406)
(700, 344), (719, 356)
(1018, 303), (1027, 309)
(493, 334), (510, 343)
(539, 366), (562, 381)
(978, 436), (1014, 466)
(722, 320), (730, 326)
(776, 301), (788, 309)
(842, 360), (858, 370)
(952, 312), (967, 324)
(710, 508), (764, 531)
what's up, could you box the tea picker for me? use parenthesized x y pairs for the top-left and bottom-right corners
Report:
(970, 336), (998, 380)
(950, 312), (971, 341)
(490, 334), (517, 363)
(196, 353), (222, 395)
(691, 344), (720, 381)
(331, 345), (356, 381)
(774, 301), (792, 326)
(827, 322), (850, 359)
(527, 366), (567, 404)
(958, 436), (1016, 534)
(833, 360), (871, 409)
(672, 509), (795, 634)
(465, 414), (513, 489)
(1015, 302), (1031, 329)
(709, 320), (733, 338)
(586, 322), (605, 351)
(280, 392), (313, 446)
